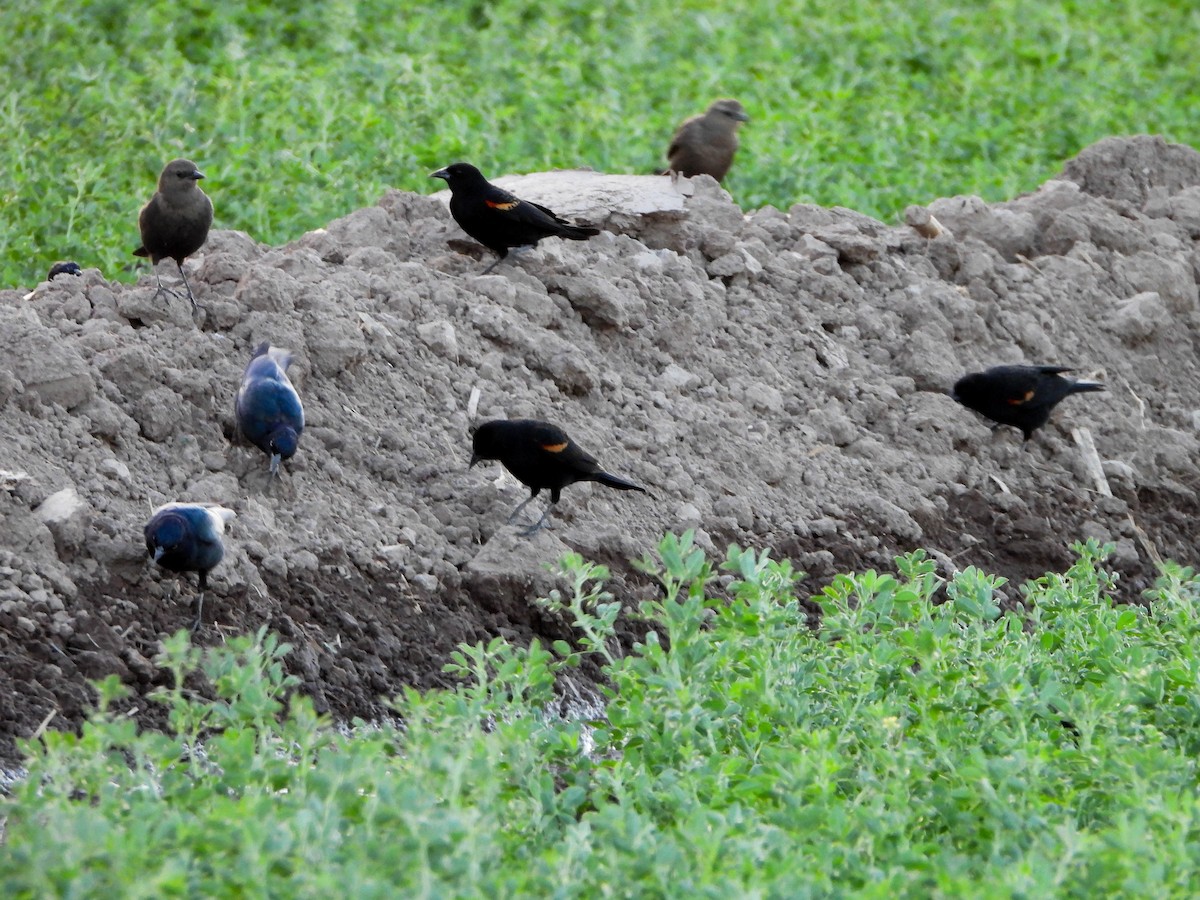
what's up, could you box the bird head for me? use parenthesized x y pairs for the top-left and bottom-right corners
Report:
(469, 419), (505, 468)
(145, 510), (188, 556)
(708, 99), (749, 123)
(159, 158), (205, 193)
(430, 162), (485, 186)
(270, 427), (301, 462)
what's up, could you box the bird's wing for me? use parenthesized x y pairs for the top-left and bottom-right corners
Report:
(667, 116), (704, 161)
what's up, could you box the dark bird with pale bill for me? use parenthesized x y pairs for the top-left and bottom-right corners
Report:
(144, 502), (235, 628)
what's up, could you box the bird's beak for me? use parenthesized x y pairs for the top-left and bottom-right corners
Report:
(430, 168), (450, 181)
(269, 453), (281, 476)
(153, 546), (165, 562)
(733, 110), (750, 122)
(469, 452), (481, 469)
(191, 170), (205, 180)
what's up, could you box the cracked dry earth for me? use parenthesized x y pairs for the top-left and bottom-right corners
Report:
(1, 134), (1199, 765)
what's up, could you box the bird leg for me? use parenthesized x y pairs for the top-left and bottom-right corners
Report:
(190, 590), (205, 631)
(518, 501), (557, 537)
(176, 262), (200, 309)
(151, 266), (185, 303)
(505, 494), (538, 524)
(479, 246), (534, 276)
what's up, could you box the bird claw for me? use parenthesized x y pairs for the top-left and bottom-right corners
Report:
(152, 284), (185, 302)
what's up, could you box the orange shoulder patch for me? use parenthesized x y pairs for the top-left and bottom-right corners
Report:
(541, 442), (569, 453)
(486, 199), (519, 211)
(1006, 389), (1036, 405)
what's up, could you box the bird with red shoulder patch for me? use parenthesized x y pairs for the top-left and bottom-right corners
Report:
(469, 418), (646, 535)
(430, 163), (599, 274)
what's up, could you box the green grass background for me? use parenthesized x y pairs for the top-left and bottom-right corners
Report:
(3, 0), (1199, 287)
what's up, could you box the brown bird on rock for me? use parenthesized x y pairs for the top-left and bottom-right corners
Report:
(952, 365), (1105, 441)
(666, 98), (749, 183)
(134, 158), (213, 307)
(430, 163), (599, 274)
(469, 418), (646, 535)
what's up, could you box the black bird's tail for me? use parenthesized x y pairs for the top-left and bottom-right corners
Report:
(591, 471), (647, 493)
(559, 224), (601, 241)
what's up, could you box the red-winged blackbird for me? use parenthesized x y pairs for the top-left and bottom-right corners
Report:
(134, 158), (213, 307)
(469, 418), (646, 534)
(666, 98), (749, 183)
(952, 365), (1105, 441)
(430, 163), (599, 274)
(144, 502), (235, 628)
(235, 342), (304, 476)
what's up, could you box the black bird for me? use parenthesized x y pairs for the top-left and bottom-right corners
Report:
(47, 261), (82, 280)
(430, 163), (599, 274)
(666, 98), (749, 183)
(144, 502), (235, 628)
(952, 365), (1105, 441)
(235, 342), (304, 476)
(134, 158), (213, 307)
(470, 418), (646, 534)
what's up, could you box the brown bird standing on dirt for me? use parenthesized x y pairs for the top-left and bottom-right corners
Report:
(665, 98), (750, 183)
(952, 365), (1105, 441)
(430, 163), (599, 274)
(134, 158), (213, 307)
(469, 418), (646, 535)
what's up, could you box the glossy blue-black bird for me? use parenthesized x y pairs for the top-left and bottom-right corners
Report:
(48, 261), (82, 280)
(235, 342), (304, 476)
(144, 502), (235, 628)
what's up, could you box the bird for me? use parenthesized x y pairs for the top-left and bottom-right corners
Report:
(430, 163), (599, 274)
(133, 158), (213, 307)
(235, 342), (304, 476)
(47, 261), (82, 280)
(665, 98), (749, 183)
(144, 502), (235, 628)
(951, 365), (1105, 441)
(469, 418), (646, 535)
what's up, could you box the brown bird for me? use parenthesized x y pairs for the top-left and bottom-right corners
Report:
(665, 99), (750, 183)
(430, 163), (600, 274)
(134, 158), (213, 307)
(469, 418), (646, 535)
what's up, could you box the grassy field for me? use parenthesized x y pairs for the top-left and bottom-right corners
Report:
(3, 538), (1200, 895)
(3, 0), (1199, 287)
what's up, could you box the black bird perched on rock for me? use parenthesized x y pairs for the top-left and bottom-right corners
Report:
(430, 163), (599, 274)
(144, 502), (235, 628)
(952, 365), (1105, 441)
(470, 418), (647, 535)
(235, 342), (304, 476)
(133, 158), (213, 307)
(47, 261), (81, 280)
(666, 98), (749, 183)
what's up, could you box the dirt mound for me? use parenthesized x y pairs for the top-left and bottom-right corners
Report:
(1, 135), (1198, 764)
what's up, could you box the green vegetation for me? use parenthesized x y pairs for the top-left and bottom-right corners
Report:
(3, 0), (1200, 286)
(5, 536), (1200, 895)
